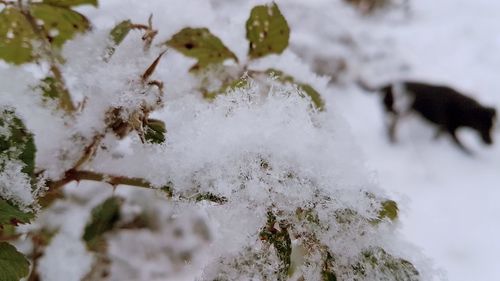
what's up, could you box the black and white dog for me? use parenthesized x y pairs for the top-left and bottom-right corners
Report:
(359, 80), (497, 153)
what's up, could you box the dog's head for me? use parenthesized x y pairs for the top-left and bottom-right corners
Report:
(478, 106), (496, 145)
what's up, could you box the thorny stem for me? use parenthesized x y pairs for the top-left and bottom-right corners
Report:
(48, 169), (158, 191)
(17, 1), (76, 113)
(130, 14), (158, 51)
(130, 24), (149, 30)
(27, 236), (43, 281)
(47, 169), (227, 204)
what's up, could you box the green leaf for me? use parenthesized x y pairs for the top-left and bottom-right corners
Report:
(38, 76), (60, 101)
(109, 20), (132, 46)
(0, 242), (30, 281)
(104, 20), (132, 61)
(82, 196), (122, 250)
(0, 7), (37, 64)
(246, 3), (290, 59)
(266, 69), (325, 110)
(165, 27), (238, 71)
(30, 3), (90, 47)
(0, 224), (17, 238)
(42, 0), (98, 7)
(0, 199), (34, 226)
(204, 76), (249, 100)
(144, 119), (166, 144)
(378, 200), (398, 221)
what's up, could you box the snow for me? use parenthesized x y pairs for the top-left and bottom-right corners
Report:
(37, 233), (94, 281)
(1, 0), (499, 280)
(0, 159), (34, 210)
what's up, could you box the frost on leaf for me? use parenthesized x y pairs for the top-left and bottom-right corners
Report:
(0, 8), (37, 64)
(203, 75), (250, 100)
(82, 196), (122, 251)
(29, 3), (90, 47)
(267, 69), (325, 110)
(0, 108), (36, 226)
(211, 245), (283, 281)
(352, 247), (420, 281)
(0, 242), (30, 281)
(165, 27), (238, 71)
(246, 3), (290, 59)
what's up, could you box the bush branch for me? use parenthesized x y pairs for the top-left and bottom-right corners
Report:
(48, 169), (157, 191)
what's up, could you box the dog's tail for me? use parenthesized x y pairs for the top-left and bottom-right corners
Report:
(355, 78), (380, 93)
(356, 78), (397, 114)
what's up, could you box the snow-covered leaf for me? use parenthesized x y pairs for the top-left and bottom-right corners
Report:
(0, 108), (36, 179)
(0, 242), (30, 281)
(165, 27), (238, 71)
(0, 109), (36, 226)
(260, 211), (292, 277)
(266, 69), (325, 110)
(356, 247), (419, 280)
(144, 119), (166, 144)
(246, 3), (290, 59)
(204, 75), (249, 100)
(322, 252), (337, 281)
(38, 76), (60, 101)
(0, 7), (36, 64)
(30, 3), (90, 47)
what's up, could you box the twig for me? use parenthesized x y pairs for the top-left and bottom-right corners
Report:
(141, 50), (166, 82)
(73, 134), (104, 170)
(48, 169), (156, 191)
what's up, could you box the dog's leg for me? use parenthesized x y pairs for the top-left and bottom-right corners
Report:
(387, 113), (399, 143)
(381, 85), (399, 143)
(448, 128), (473, 155)
(433, 128), (445, 140)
